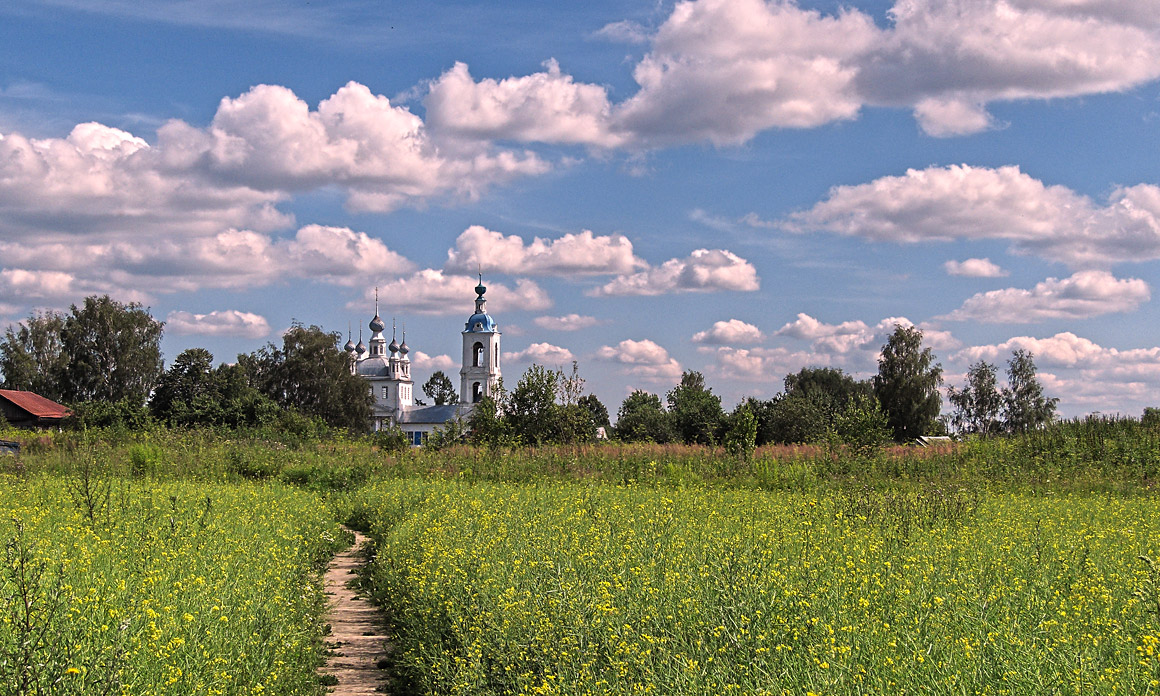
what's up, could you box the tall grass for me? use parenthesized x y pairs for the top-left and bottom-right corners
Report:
(352, 478), (1160, 695)
(0, 473), (346, 694)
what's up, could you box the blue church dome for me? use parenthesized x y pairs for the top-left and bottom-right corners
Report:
(464, 273), (498, 332)
(464, 312), (497, 333)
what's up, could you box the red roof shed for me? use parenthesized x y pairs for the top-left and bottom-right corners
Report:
(0, 389), (71, 428)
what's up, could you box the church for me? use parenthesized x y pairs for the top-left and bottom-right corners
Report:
(344, 277), (501, 444)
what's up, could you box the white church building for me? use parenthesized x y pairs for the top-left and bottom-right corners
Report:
(345, 278), (501, 444)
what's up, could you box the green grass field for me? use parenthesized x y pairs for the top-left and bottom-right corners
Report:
(352, 479), (1160, 695)
(0, 471), (345, 695)
(2, 418), (1160, 694)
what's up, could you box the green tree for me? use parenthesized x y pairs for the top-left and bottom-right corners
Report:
(577, 394), (610, 432)
(1002, 350), (1057, 433)
(947, 360), (1003, 436)
(722, 402), (757, 461)
(1144, 407), (1160, 428)
(613, 390), (675, 443)
(667, 370), (723, 445)
(763, 391), (832, 444)
(827, 393), (892, 453)
(58, 295), (164, 405)
(784, 367), (873, 411)
(150, 348), (216, 424)
(468, 395), (510, 447)
(422, 370), (458, 405)
(505, 364), (559, 446)
(0, 311), (67, 400)
(240, 324), (372, 431)
(873, 324), (943, 442)
(556, 404), (597, 444)
(151, 349), (279, 428)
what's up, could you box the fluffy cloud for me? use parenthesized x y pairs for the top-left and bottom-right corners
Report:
(0, 80), (554, 313)
(444, 225), (641, 276)
(942, 271), (1150, 323)
(859, 0), (1160, 136)
(691, 319), (764, 345)
(424, 0), (1160, 147)
(593, 248), (758, 296)
(533, 314), (603, 331)
(166, 309), (270, 338)
(280, 225), (414, 285)
(775, 313), (883, 355)
(425, 61), (625, 148)
(612, 0), (879, 145)
(786, 165), (1160, 269)
(0, 122), (291, 241)
(704, 345), (816, 382)
(166, 82), (548, 211)
(767, 313), (959, 371)
(944, 258), (1007, 278)
(0, 224), (415, 302)
(363, 269), (551, 315)
(411, 351), (457, 371)
(507, 342), (576, 365)
(595, 338), (683, 380)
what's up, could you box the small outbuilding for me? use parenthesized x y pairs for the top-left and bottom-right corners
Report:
(0, 389), (71, 429)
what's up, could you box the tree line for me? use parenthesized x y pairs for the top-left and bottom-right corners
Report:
(0, 296), (372, 433)
(455, 324), (1059, 451)
(1, 295), (1061, 443)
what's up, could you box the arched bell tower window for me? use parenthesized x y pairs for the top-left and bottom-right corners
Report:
(472, 382), (482, 403)
(473, 341), (484, 367)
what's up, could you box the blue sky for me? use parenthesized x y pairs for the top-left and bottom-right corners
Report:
(3, 0), (1160, 417)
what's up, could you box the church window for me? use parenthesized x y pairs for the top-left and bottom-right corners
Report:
(472, 382), (482, 403)
(494, 342), (499, 367)
(473, 342), (484, 367)
(382, 385), (389, 400)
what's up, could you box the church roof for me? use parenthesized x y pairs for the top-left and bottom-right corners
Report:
(355, 357), (390, 376)
(397, 404), (473, 425)
(464, 312), (497, 333)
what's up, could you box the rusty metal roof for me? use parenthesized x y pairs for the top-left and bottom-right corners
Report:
(0, 389), (71, 419)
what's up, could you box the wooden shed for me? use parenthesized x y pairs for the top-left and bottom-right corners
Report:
(0, 389), (71, 428)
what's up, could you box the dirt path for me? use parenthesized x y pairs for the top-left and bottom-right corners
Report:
(320, 528), (391, 695)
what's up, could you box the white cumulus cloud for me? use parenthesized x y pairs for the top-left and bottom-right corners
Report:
(786, 164), (1160, 269)
(593, 248), (758, 296)
(507, 342), (576, 365)
(360, 269), (551, 316)
(942, 271), (1150, 323)
(166, 309), (270, 338)
(692, 319), (764, 345)
(444, 225), (641, 276)
(411, 351), (457, 371)
(952, 331), (1160, 413)
(595, 338), (683, 380)
(944, 258), (1007, 278)
(418, 0), (1160, 146)
(425, 61), (625, 148)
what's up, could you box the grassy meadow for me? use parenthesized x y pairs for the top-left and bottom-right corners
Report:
(2, 417), (1160, 694)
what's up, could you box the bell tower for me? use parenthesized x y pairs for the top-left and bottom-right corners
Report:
(460, 275), (501, 404)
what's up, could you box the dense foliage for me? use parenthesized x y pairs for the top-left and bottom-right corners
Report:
(0, 296), (163, 406)
(874, 324), (944, 441)
(240, 323), (373, 431)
